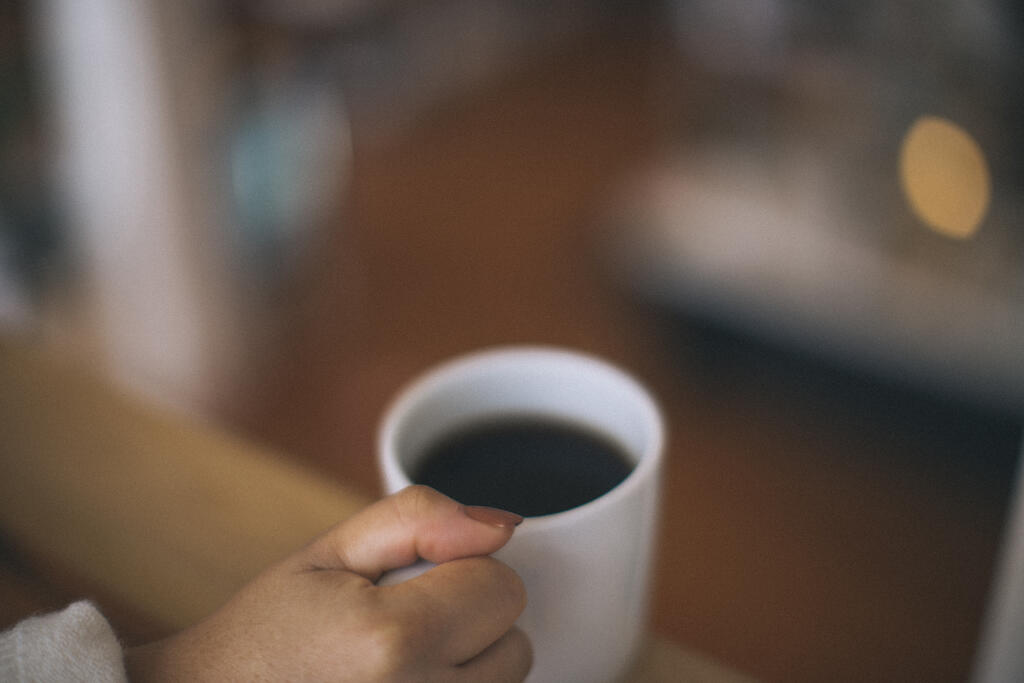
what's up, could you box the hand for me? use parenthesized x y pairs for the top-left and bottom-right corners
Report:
(126, 485), (531, 682)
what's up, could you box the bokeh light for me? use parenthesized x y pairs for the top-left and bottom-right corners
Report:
(899, 116), (991, 240)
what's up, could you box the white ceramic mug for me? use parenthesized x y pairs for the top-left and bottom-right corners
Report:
(378, 346), (665, 683)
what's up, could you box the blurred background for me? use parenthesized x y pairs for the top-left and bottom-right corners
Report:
(2, 0), (1023, 680)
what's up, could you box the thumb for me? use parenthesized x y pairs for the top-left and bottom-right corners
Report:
(302, 485), (522, 581)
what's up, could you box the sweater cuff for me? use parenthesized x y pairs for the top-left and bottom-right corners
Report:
(0, 601), (128, 682)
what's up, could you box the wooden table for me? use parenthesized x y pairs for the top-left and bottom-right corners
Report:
(0, 338), (752, 681)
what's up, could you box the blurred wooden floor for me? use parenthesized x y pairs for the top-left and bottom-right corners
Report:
(4, 19), (1021, 683)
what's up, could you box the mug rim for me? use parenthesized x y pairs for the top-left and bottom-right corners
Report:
(377, 345), (665, 531)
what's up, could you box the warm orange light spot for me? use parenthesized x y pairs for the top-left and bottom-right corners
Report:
(899, 116), (991, 239)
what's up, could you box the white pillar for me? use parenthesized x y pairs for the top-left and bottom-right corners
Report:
(35, 0), (236, 414)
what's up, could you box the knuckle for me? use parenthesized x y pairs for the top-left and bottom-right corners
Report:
(486, 558), (528, 615)
(361, 611), (428, 678)
(498, 627), (534, 683)
(395, 484), (446, 520)
(451, 556), (528, 618)
(510, 627), (534, 680)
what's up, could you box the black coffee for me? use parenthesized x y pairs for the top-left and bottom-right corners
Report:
(411, 416), (634, 517)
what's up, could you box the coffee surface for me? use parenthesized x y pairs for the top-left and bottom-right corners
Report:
(411, 416), (633, 517)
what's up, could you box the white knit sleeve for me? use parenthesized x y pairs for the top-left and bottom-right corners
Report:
(0, 601), (128, 682)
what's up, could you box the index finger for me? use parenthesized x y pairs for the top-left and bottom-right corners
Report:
(389, 554), (528, 666)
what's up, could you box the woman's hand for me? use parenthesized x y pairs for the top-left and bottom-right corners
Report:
(126, 485), (531, 682)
